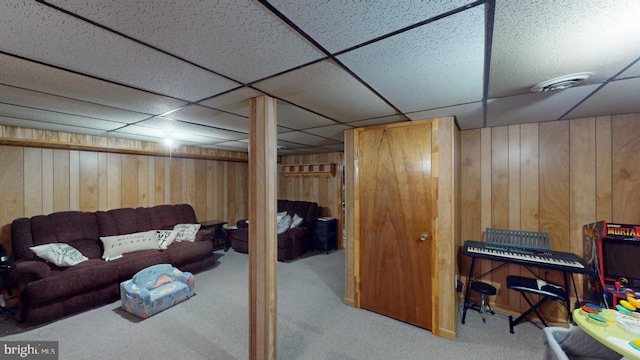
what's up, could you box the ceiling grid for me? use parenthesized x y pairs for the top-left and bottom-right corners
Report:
(0, 0), (638, 154)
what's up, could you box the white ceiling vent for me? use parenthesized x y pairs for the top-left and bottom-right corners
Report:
(530, 72), (593, 92)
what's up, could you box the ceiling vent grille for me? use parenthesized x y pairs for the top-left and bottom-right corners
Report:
(530, 72), (593, 92)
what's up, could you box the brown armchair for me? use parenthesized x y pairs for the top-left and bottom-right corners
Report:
(232, 200), (318, 261)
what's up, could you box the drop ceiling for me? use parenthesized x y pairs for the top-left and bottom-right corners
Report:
(1, 0), (639, 155)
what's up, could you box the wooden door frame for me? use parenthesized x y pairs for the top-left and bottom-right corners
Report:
(343, 117), (459, 340)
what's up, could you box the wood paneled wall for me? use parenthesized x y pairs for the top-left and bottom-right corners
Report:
(0, 128), (249, 254)
(278, 152), (344, 248)
(459, 114), (640, 320)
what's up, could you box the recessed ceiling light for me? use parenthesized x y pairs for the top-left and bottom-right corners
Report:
(530, 72), (593, 92)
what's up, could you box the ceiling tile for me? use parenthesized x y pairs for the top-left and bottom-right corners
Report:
(345, 115), (408, 128)
(270, 0), (471, 53)
(0, 85), (150, 124)
(234, 138), (315, 150)
(163, 105), (249, 135)
(113, 123), (221, 145)
(133, 118), (237, 141)
(1, 1), (239, 102)
(407, 102), (484, 130)
(276, 131), (342, 147)
(320, 144), (345, 152)
(277, 102), (337, 130)
(0, 115), (105, 136)
(110, 124), (169, 140)
(0, 53), (188, 115)
(564, 78), (640, 119)
(197, 87), (264, 117)
(303, 124), (351, 142)
(253, 59), (397, 122)
(0, 103), (129, 131)
(490, 0), (640, 98)
(337, 5), (484, 113)
(486, 84), (600, 127)
(46, 0), (325, 84)
(275, 140), (309, 149)
(617, 61), (640, 79)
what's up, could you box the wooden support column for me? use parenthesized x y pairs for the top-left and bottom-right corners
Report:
(248, 95), (278, 360)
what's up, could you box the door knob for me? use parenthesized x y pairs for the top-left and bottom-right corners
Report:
(420, 232), (429, 241)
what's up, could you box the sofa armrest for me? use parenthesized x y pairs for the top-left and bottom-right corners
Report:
(8, 260), (51, 288)
(122, 281), (151, 304)
(195, 228), (215, 242)
(236, 219), (249, 229)
(173, 271), (195, 291)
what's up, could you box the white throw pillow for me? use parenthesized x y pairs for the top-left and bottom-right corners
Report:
(290, 214), (304, 229)
(156, 230), (178, 250)
(173, 224), (201, 242)
(276, 211), (288, 222)
(277, 215), (292, 234)
(100, 230), (158, 259)
(30, 243), (88, 267)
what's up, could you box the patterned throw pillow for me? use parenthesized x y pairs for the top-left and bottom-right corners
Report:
(156, 230), (178, 250)
(173, 224), (202, 242)
(30, 243), (88, 267)
(100, 230), (159, 259)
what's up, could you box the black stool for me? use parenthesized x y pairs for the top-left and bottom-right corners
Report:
(470, 281), (497, 323)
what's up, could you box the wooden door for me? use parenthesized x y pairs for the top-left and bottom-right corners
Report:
(358, 122), (433, 329)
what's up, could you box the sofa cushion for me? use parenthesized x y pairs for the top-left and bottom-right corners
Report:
(148, 205), (180, 230)
(26, 260), (118, 303)
(31, 211), (100, 246)
(166, 241), (214, 266)
(100, 230), (159, 259)
(148, 204), (198, 230)
(277, 200), (289, 212)
(30, 243), (88, 267)
(96, 208), (150, 237)
(71, 239), (103, 259)
(109, 250), (172, 281)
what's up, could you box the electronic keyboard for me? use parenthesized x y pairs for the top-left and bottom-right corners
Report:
(463, 239), (590, 274)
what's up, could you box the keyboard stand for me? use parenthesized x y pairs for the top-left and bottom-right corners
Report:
(506, 275), (569, 333)
(461, 255), (579, 328)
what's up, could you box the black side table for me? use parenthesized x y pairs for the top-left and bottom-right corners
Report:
(0, 263), (19, 320)
(312, 217), (338, 254)
(200, 220), (230, 252)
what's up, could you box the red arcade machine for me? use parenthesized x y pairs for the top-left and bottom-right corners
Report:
(583, 221), (640, 308)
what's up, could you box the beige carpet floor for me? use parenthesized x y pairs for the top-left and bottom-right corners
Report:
(0, 249), (545, 359)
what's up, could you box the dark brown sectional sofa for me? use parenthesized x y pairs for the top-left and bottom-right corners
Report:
(232, 200), (318, 261)
(8, 203), (216, 325)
